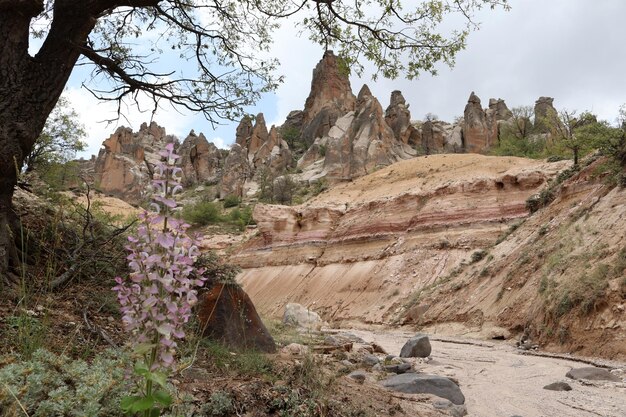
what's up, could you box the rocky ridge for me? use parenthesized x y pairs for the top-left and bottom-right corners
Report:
(88, 51), (562, 204)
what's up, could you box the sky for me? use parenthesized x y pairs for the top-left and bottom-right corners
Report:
(63, 0), (626, 159)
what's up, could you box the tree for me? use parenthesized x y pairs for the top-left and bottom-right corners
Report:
(0, 0), (509, 282)
(548, 110), (597, 165)
(502, 105), (534, 141)
(272, 175), (296, 205)
(575, 106), (626, 167)
(23, 96), (86, 172)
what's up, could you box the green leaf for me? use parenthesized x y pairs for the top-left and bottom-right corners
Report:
(129, 396), (155, 412)
(153, 390), (173, 407)
(134, 361), (151, 377)
(149, 371), (168, 388)
(133, 343), (157, 355)
(149, 408), (161, 417)
(120, 395), (142, 412)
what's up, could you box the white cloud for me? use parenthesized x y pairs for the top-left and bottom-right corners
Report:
(209, 136), (229, 149)
(65, 87), (198, 158)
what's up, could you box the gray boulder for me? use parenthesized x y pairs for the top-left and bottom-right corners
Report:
(348, 370), (367, 383)
(381, 373), (465, 405)
(400, 334), (432, 358)
(282, 303), (322, 329)
(433, 399), (468, 417)
(566, 367), (620, 382)
(362, 354), (380, 366)
(543, 382), (572, 391)
(384, 363), (413, 374)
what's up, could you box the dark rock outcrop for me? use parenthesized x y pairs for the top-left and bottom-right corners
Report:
(565, 367), (620, 382)
(543, 382), (573, 391)
(382, 374), (465, 405)
(197, 283), (276, 353)
(400, 334), (432, 358)
(235, 116), (254, 148)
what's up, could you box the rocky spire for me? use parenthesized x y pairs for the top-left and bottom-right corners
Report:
(235, 115), (253, 148)
(300, 51), (356, 145)
(534, 96), (559, 133)
(385, 90), (420, 146)
(462, 92), (497, 153)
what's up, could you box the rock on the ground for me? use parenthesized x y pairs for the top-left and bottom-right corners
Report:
(281, 343), (309, 355)
(543, 382), (573, 391)
(565, 367), (621, 382)
(382, 373), (465, 405)
(384, 363), (414, 374)
(362, 354), (380, 366)
(282, 302), (323, 329)
(432, 399), (468, 417)
(197, 283), (276, 353)
(348, 370), (367, 383)
(400, 334), (432, 358)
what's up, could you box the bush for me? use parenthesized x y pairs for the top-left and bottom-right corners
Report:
(182, 200), (222, 225)
(223, 195), (240, 208)
(0, 349), (130, 417)
(490, 134), (547, 159)
(470, 250), (487, 263)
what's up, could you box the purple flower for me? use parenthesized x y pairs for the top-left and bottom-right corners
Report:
(113, 145), (206, 372)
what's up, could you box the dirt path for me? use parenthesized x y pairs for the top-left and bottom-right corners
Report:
(346, 329), (626, 417)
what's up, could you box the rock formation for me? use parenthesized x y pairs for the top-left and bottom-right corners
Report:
(94, 121), (174, 204)
(225, 112), (294, 198)
(488, 98), (513, 121)
(300, 50), (356, 145)
(178, 130), (223, 186)
(220, 143), (249, 198)
(534, 96), (559, 133)
(299, 85), (415, 182)
(384, 90), (420, 147)
(197, 283), (276, 353)
(235, 115), (253, 148)
(247, 113), (270, 156)
(233, 154), (569, 324)
(462, 92), (497, 153)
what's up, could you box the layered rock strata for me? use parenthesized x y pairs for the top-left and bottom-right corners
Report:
(233, 154), (568, 324)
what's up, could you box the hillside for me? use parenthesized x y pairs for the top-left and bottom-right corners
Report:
(231, 154), (626, 359)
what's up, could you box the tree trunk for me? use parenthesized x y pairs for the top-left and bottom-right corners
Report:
(0, 1), (99, 283)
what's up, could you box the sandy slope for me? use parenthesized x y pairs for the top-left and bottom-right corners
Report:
(349, 328), (626, 417)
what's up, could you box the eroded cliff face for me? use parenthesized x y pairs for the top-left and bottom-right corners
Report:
(233, 154), (626, 359)
(417, 159), (626, 359)
(233, 155), (567, 320)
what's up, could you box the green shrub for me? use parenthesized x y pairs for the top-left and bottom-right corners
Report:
(182, 200), (221, 225)
(0, 349), (130, 417)
(223, 195), (240, 208)
(490, 134), (547, 159)
(470, 250), (487, 264)
(228, 206), (254, 231)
